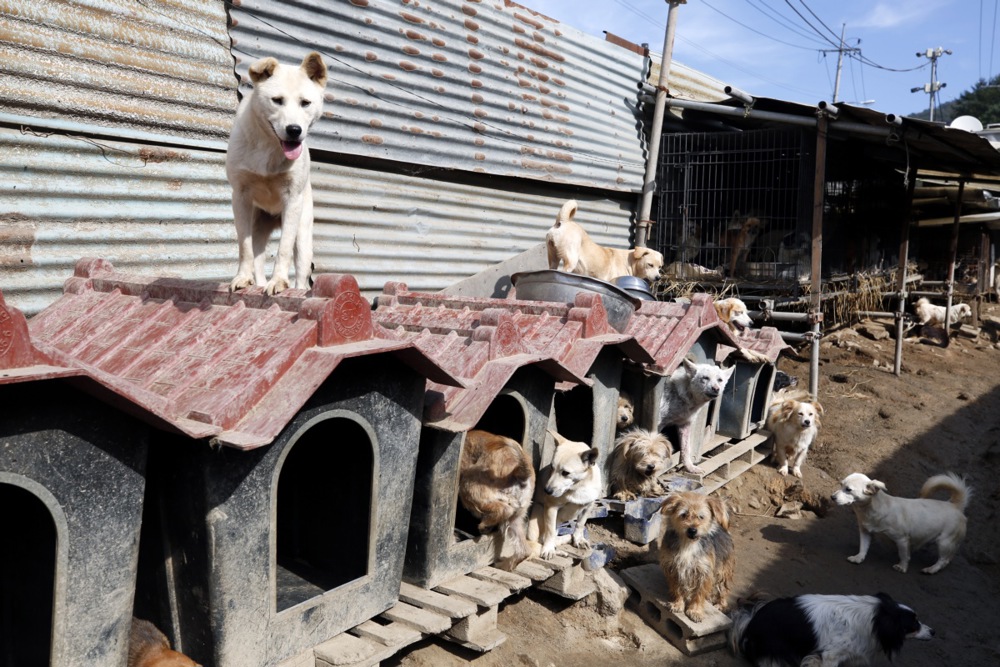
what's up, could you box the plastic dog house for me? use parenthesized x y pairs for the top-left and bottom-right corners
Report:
(25, 259), (457, 667)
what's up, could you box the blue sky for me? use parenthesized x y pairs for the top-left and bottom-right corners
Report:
(525, 0), (994, 119)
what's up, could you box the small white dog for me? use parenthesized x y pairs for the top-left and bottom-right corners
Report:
(527, 429), (603, 559)
(546, 200), (664, 283)
(714, 297), (753, 334)
(913, 297), (972, 328)
(832, 472), (970, 574)
(227, 52), (328, 295)
(659, 358), (735, 474)
(766, 395), (822, 478)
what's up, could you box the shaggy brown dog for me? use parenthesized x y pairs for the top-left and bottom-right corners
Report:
(609, 428), (672, 501)
(657, 491), (735, 622)
(458, 429), (536, 570)
(723, 211), (762, 277)
(128, 618), (200, 667)
(616, 391), (635, 431)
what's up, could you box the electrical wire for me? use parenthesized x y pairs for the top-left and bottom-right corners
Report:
(742, 0), (828, 45)
(796, 0), (843, 44)
(702, 0), (820, 51)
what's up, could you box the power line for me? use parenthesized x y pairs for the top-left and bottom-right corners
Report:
(742, 0), (828, 46)
(702, 0), (820, 51)
(796, 0), (843, 44)
(781, 0), (841, 48)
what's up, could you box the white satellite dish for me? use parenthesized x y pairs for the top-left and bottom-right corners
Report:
(949, 115), (984, 132)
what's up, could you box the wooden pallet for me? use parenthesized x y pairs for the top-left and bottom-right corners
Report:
(604, 432), (771, 545)
(620, 563), (731, 655)
(291, 544), (599, 667)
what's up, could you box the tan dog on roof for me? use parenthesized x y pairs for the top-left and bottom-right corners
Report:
(546, 200), (663, 283)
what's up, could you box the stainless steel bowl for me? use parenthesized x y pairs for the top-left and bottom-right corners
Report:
(510, 270), (640, 332)
(613, 275), (656, 301)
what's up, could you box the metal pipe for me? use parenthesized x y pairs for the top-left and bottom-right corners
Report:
(663, 98), (895, 137)
(636, 0), (685, 248)
(752, 311), (812, 322)
(895, 168), (917, 375)
(818, 100), (840, 118)
(886, 113), (904, 126)
(724, 85), (754, 105)
(779, 331), (813, 343)
(944, 180), (966, 344)
(810, 113), (829, 398)
(857, 311), (897, 318)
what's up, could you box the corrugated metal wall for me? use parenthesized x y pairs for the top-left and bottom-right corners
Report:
(228, 0), (648, 192)
(0, 0), (649, 315)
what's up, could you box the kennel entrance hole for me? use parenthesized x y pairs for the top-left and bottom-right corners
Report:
(455, 394), (529, 538)
(552, 385), (594, 445)
(0, 483), (55, 667)
(276, 416), (373, 612)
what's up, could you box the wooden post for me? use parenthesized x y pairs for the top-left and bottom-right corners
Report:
(944, 180), (965, 345)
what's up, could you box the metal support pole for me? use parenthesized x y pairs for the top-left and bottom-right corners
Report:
(636, 0), (685, 248)
(894, 168), (917, 375)
(944, 180), (965, 344)
(809, 113), (828, 398)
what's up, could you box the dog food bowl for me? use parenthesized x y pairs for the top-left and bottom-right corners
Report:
(613, 275), (656, 302)
(510, 270), (640, 332)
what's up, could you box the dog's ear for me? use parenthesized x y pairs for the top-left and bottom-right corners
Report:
(581, 447), (599, 468)
(780, 400), (795, 422)
(715, 300), (732, 322)
(707, 495), (730, 530)
(631, 247), (650, 260)
(301, 51), (328, 88)
(249, 57), (279, 84)
(720, 364), (736, 382)
(681, 357), (698, 374)
(547, 428), (567, 447)
(660, 493), (681, 516)
(866, 480), (887, 496)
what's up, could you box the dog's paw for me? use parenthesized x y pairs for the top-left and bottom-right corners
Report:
(683, 464), (705, 475)
(265, 277), (290, 296)
(539, 545), (557, 560)
(667, 600), (684, 615)
(685, 608), (705, 623)
(571, 535), (591, 551)
(230, 274), (255, 292)
(777, 465), (789, 476)
(791, 466), (803, 478)
(893, 563), (908, 573)
(847, 554), (865, 564)
(612, 490), (637, 502)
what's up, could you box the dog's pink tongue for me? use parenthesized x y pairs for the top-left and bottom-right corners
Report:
(281, 141), (303, 160)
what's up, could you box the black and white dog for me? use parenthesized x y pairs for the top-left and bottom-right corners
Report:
(730, 593), (933, 666)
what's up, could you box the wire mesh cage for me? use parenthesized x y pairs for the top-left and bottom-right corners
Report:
(652, 129), (809, 283)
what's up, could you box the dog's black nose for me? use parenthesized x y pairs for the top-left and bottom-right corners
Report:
(644, 464), (655, 476)
(686, 527), (698, 539)
(286, 124), (302, 139)
(803, 420), (811, 427)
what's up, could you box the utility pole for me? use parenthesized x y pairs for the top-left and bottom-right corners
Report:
(821, 24), (860, 103)
(911, 47), (951, 121)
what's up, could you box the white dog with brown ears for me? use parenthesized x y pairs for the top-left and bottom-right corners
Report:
(227, 52), (328, 295)
(832, 472), (970, 574)
(766, 393), (823, 478)
(546, 200), (664, 283)
(914, 297), (972, 328)
(527, 429), (603, 559)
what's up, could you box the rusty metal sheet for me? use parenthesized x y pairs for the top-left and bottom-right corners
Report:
(228, 0), (647, 192)
(0, 0), (235, 142)
(26, 258), (458, 449)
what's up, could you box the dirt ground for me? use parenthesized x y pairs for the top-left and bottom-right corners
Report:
(389, 305), (1000, 667)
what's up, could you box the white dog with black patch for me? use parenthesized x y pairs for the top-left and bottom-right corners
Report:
(659, 358), (735, 475)
(227, 52), (328, 295)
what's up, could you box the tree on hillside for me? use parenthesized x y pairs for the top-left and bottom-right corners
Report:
(949, 74), (1000, 125)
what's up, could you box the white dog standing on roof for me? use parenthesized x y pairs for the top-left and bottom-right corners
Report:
(659, 358), (734, 475)
(227, 52), (328, 295)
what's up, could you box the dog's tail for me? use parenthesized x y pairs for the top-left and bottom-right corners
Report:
(554, 199), (578, 227)
(920, 472), (971, 512)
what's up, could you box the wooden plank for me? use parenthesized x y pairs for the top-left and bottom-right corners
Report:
(381, 601), (451, 634)
(399, 581), (477, 619)
(350, 619), (422, 647)
(468, 566), (533, 592)
(313, 632), (380, 666)
(435, 574), (509, 607)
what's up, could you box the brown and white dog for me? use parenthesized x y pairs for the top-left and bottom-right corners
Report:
(714, 297), (754, 334)
(766, 395), (823, 478)
(527, 429), (603, 559)
(657, 491), (735, 622)
(609, 428), (673, 501)
(546, 200), (663, 283)
(722, 211), (762, 277)
(458, 429), (536, 570)
(616, 391), (635, 431)
(128, 618), (200, 667)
